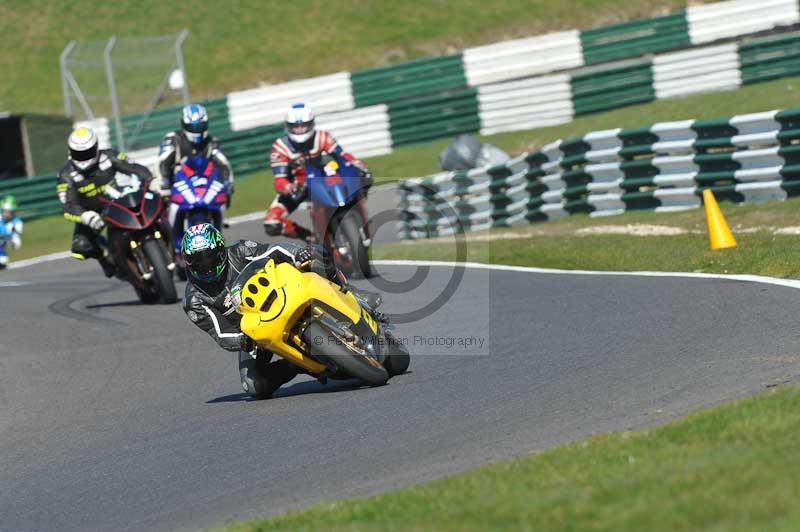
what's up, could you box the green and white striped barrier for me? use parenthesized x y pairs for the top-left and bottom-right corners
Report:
(16, 0), (795, 225)
(397, 107), (800, 239)
(210, 25), (800, 174)
(71, 0), (800, 177)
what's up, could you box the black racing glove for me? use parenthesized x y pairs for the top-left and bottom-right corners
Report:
(294, 246), (316, 267)
(296, 245), (342, 287)
(362, 170), (374, 190)
(318, 245), (338, 281)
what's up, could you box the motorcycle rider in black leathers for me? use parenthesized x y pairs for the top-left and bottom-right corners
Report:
(157, 104), (234, 226)
(181, 223), (384, 399)
(57, 126), (154, 277)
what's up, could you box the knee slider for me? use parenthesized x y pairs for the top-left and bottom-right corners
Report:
(263, 221), (283, 236)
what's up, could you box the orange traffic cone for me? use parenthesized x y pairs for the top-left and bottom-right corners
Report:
(702, 189), (737, 250)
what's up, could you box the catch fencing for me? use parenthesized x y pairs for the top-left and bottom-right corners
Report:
(67, 0), (800, 157)
(6, 0), (800, 221)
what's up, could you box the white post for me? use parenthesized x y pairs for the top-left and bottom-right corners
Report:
(104, 36), (125, 151)
(60, 41), (77, 117)
(175, 29), (190, 105)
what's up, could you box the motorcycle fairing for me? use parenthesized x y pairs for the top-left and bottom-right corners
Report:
(100, 187), (163, 230)
(305, 163), (363, 209)
(235, 258), (367, 374)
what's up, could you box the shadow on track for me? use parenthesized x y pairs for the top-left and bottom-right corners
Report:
(85, 299), (146, 310)
(206, 378), (367, 404)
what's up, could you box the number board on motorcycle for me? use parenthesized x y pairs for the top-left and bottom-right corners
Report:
(361, 307), (378, 334)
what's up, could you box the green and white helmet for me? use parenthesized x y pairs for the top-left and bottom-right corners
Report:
(1, 195), (17, 213)
(181, 223), (227, 283)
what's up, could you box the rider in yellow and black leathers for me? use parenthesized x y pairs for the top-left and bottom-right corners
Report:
(57, 127), (151, 277)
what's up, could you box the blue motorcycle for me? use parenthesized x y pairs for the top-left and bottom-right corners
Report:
(170, 155), (229, 279)
(302, 159), (372, 278)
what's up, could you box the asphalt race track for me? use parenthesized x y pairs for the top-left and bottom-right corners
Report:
(2, 187), (800, 531)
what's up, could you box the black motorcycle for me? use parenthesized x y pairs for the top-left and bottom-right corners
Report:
(99, 180), (178, 304)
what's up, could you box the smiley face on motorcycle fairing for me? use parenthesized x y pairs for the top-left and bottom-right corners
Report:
(239, 262), (287, 323)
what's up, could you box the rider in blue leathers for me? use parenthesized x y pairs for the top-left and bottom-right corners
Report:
(0, 195), (23, 269)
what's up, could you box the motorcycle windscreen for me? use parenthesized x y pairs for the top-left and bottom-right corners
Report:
(306, 172), (338, 208)
(140, 190), (162, 227)
(103, 200), (143, 230)
(307, 165), (362, 207)
(335, 163), (364, 205)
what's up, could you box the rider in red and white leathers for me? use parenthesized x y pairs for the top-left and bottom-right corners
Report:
(263, 102), (372, 240)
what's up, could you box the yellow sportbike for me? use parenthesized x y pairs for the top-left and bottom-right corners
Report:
(233, 257), (410, 386)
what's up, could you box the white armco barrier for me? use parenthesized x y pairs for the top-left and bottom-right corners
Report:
(463, 30), (584, 87)
(315, 105), (393, 158)
(227, 72), (354, 131)
(126, 146), (160, 173)
(652, 43), (742, 99)
(688, 0), (800, 45)
(477, 74), (575, 135)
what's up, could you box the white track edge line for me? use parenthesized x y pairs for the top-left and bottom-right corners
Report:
(372, 259), (800, 291)
(7, 251), (72, 269)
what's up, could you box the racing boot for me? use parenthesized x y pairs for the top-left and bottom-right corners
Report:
(97, 244), (124, 279)
(99, 258), (115, 278)
(263, 205), (288, 237)
(239, 349), (299, 399)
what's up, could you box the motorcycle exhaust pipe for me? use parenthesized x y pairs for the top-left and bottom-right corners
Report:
(310, 306), (354, 340)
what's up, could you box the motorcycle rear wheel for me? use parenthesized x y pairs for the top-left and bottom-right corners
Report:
(302, 321), (388, 386)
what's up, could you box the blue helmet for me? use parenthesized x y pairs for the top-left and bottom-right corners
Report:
(181, 223), (227, 283)
(181, 104), (209, 145)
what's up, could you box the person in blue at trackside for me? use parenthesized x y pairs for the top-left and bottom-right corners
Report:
(0, 195), (23, 269)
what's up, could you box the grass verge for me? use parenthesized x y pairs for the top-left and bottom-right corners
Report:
(1, 0), (683, 114)
(222, 384), (800, 531)
(373, 197), (800, 278)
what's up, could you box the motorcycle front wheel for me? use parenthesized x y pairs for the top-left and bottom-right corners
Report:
(302, 321), (388, 386)
(337, 210), (371, 279)
(142, 238), (178, 304)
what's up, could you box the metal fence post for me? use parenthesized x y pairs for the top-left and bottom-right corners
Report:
(175, 29), (190, 105)
(104, 36), (125, 151)
(60, 41), (77, 117)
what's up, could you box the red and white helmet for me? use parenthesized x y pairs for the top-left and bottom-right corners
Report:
(285, 102), (315, 145)
(68, 127), (100, 172)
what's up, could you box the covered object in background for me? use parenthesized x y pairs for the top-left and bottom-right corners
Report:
(439, 133), (510, 171)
